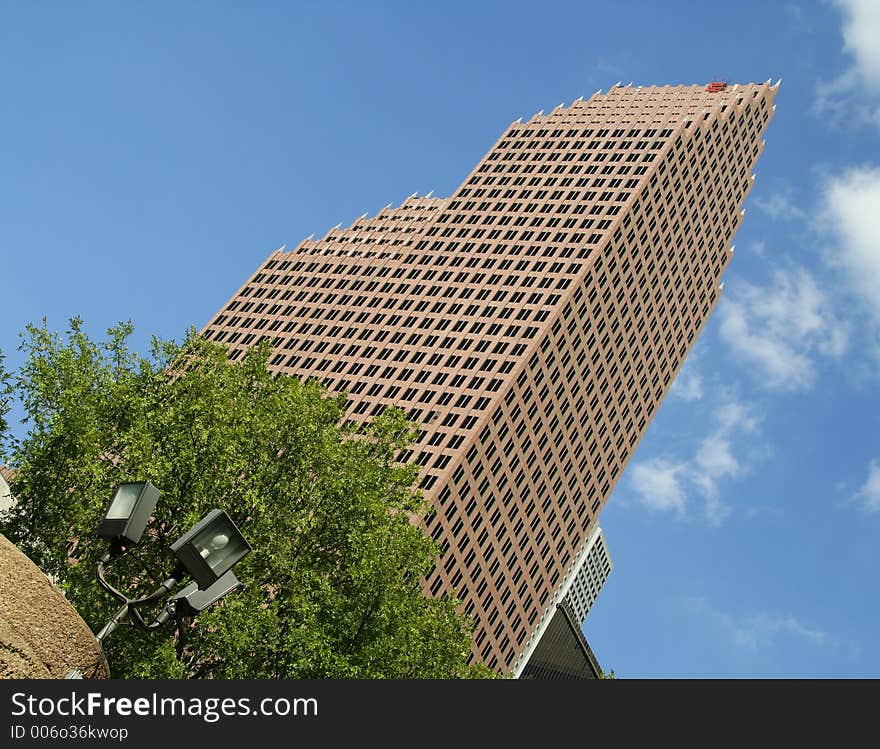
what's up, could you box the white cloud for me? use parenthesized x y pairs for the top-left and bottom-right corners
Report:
(688, 598), (827, 652)
(691, 401), (758, 525)
(754, 189), (805, 222)
(694, 436), (739, 484)
(692, 436), (738, 525)
(855, 459), (880, 512)
(629, 458), (688, 515)
(669, 360), (703, 402)
(815, 1), (880, 127)
(714, 400), (759, 434)
(835, 0), (880, 89)
(820, 166), (880, 327)
(627, 398), (759, 525)
(718, 266), (849, 391)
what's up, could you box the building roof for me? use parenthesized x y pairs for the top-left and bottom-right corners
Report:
(520, 602), (602, 679)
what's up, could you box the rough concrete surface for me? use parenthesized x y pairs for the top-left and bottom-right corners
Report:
(0, 534), (108, 679)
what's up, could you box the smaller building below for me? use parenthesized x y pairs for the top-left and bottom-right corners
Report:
(0, 468), (13, 514)
(520, 602), (602, 679)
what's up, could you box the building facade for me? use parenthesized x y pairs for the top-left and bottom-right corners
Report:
(202, 82), (777, 674)
(565, 526), (612, 626)
(0, 467), (14, 514)
(515, 524), (612, 677)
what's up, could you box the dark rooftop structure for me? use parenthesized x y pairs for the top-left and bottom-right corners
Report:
(520, 602), (603, 679)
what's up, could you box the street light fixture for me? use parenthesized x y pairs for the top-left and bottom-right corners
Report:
(169, 509), (252, 590)
(97, 481), (160, 545)
(92, 484), (250, 650)
(168, 571), (243, 616)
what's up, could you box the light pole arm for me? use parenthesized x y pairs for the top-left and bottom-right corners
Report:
(94, 554), (184, 643)
(95, 603), (129, 644)
(96, 553), (130, 605)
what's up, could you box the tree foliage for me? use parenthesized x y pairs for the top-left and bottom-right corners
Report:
(0, 347), (10, 447)
(0, 319), (492, 678)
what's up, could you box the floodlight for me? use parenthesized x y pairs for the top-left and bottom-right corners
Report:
(169, 509), (251, 590)
(97, 481), (160, 544)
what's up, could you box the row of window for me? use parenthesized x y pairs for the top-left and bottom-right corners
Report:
(423, 93), (767, 669)
(204, 86), (771, 672)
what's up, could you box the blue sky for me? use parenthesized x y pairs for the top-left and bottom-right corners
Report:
(2, 1), (878, 677)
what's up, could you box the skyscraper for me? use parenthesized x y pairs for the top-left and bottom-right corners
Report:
(202, 81), (777, 674)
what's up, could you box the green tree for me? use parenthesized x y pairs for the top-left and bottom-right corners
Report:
(0, 319), (492, 678)
(0, 347), (10, 448)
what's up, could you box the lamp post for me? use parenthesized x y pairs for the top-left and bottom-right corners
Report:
(92, 481), (251, 649)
